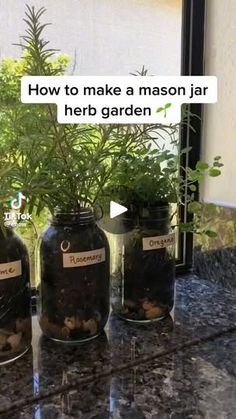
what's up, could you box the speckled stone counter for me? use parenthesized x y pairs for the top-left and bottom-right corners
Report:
(0, 275), (235, 418)
(194, 245), (236, 288)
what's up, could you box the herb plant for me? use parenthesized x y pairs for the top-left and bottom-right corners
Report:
(0, 5), (223, 240)
(102, 147), (223, 236)
(13, 6), (180, 215)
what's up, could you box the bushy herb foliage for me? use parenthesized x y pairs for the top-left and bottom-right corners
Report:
(0, 5), (223, 240)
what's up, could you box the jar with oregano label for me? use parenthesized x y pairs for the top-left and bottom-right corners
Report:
(103, 204), (175, 322)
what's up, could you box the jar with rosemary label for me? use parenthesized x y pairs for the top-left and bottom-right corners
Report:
(39, 208), (110, 343)
(0, 227), (32, 365)
(104, 204), (175, 322)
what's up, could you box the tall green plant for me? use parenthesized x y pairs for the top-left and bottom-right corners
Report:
(14, 5), (180, 214)
(0, 4), (223, 243)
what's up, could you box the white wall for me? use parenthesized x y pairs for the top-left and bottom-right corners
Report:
(202, 0), (236, 208)
(0, 0), (181, 75)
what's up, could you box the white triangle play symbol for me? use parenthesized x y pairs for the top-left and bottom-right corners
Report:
(110, 201), (128, 219)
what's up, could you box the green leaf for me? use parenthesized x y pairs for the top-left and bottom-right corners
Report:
(179, 222), (194, 232)
(209, 168), (221, 177)
(213, 161), (224, 168)
(181, 146), (192, 154)
(188, 201), (202, 213)
(165, 103), (172, 109)
(156, 107), (164, 113)
(196, 161), (209, 171)
(205, 230), (217, 238)
(189, 184), (197, 192)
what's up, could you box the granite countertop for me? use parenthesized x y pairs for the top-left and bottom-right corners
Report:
(0, 275), (235, 418)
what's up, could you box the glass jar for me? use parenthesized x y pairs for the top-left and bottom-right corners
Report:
(104, 205), (175, 322)
(39, 208), (110, 343)
(0, 228), (32, 365)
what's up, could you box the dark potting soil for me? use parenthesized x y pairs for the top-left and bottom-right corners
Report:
(0, 277), (31, 327)
(40, 265), (110, 341)
(125, 250), (174, 309)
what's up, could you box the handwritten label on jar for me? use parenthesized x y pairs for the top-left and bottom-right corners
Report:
(0, 260), (22, 280)
(142, 233), (175, 251)
(63, 248), (106, 268)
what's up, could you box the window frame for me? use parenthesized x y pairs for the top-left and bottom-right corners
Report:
(176, 0), (206, 273)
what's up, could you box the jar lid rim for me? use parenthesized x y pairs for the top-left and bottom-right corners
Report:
(52, 207), (95, 224)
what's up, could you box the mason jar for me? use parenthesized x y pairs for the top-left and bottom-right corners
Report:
(39, 208), (110, 343)
(0, 228), (32, 365)
(103, 205), (175, 322)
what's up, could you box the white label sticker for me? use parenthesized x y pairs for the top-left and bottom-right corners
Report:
(142, 233), (175, 251)
(63, 248), (106, 268)
(0, 260), (22, 280)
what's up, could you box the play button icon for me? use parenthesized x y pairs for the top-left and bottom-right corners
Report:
(110, 201), (128, 219)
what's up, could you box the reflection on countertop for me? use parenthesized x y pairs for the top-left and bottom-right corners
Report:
(0, 275), (235, 418)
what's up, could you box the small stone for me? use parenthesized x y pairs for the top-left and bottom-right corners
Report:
(39, 316), (50, 329)
(82, 319), (98, 335)
(64, 316), (76, 330)
(7, 332), (22, 350)
(39, 316), (62, 338)
(142, 300), (155, 311)
(61, 327), (70, 338)
(0, 328), (13, 336)
(145, 306), (164, 319)
(64, 316), (81, 330)
(16, 318), (28, 332)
